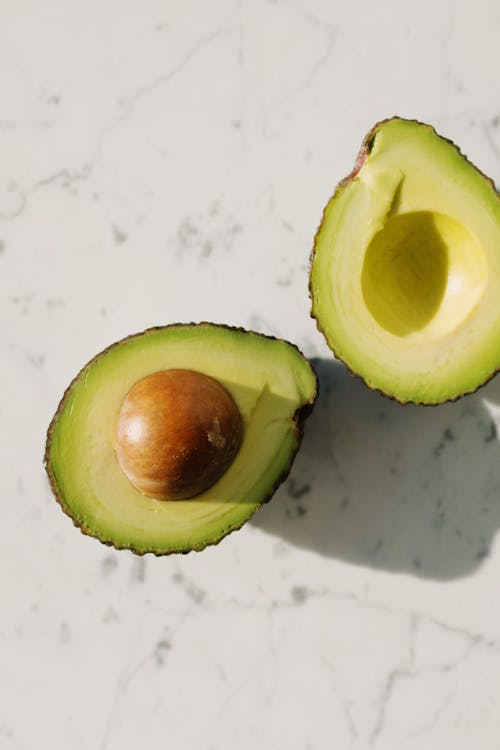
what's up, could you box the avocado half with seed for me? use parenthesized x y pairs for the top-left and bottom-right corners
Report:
(45, 323), (318, 554)
(310, 117), (500, 404)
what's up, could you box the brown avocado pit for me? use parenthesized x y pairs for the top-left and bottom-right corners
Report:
(115, 368), (243, 500)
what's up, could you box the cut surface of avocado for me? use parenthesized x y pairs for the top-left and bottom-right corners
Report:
(310, 117), (500, 403)
(45, 323), (317, 554)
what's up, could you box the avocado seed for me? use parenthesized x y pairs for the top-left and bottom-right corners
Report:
(115, 369), (243, 500)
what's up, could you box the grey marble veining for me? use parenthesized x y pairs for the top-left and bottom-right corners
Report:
(3, 1), (500, 748)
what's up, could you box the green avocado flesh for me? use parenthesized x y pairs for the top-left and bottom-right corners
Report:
(311, 117), (500, 403)
(45, 324), (317, 554)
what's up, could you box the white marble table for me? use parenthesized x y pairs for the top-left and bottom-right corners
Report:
(3, 1), (500, 748)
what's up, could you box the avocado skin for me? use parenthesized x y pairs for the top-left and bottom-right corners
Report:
(309, 116), (500, 406)
(44, 322), (318, 555)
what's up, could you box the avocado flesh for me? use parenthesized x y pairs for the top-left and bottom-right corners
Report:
(46, 324), (317, 554)
(311, 117), (500, 403)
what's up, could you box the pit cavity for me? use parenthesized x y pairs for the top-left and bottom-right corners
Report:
(361, 211), (488, 337)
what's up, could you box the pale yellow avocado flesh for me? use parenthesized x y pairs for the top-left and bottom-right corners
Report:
(46, 325), (317, 554)
(311, 118), (500, 403)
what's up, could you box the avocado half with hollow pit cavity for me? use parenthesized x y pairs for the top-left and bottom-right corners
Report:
(45, 323), (318, 555)
(310, 117), (500, 404)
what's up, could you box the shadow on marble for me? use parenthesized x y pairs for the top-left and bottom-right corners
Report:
(253, 358), (500, 580)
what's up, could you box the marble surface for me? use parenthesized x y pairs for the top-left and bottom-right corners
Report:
(3, 1), (500, 748)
